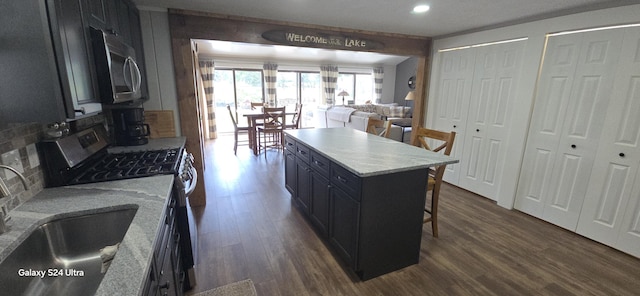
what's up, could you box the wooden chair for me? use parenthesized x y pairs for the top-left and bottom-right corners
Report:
(226, 105), (251, 155)
(365, 118), (392, 138)
(415, 127), (456, 237)
(250, 102), (264, 110)
(284, 103), (303, 130)
(257, 106), (285, 157)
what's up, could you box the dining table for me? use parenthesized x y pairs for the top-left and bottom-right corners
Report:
(243, 110), (296, 155)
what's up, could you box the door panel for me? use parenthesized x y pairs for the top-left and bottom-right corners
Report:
(432, 49), (476, 184)
(515, 29), (624, 228)
(542, 29), (624, 230)
(459, 41), (525, 199)
(577, 27), (640, 255)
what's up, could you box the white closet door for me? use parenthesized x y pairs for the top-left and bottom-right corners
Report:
(514, 33), (583, 218)
(458, 41), (525, 200)
(515, 29), (624, 231)
(432, 49), (476, 184)
(577, 27), (640, 256)
(542, 29), (624, 230)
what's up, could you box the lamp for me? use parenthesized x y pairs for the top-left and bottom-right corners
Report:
(337, 90), (349, 105)
(404, 91), (415, 115)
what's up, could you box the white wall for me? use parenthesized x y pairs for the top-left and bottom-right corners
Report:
(426, 4), (640, 209)
(138, 8), (181, 136)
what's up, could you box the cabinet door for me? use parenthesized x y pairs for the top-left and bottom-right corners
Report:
(284, 149), (296, 194)
(309, 172), (330, 236)
(50, 0), (102, 117)
(576, 27), (640, 256)
(458, 40), (525, 200)
(431, 48), (476, 184)
(329, 186), (360, 267)
(115, 0), (132, 45)
(296, 160), (311, 214)
(515, 29), (624, 230)
(84, 0), (110, 31)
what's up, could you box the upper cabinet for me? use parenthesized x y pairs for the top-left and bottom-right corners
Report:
(84, 0), (133, 46)
(0, 0), (146, 124)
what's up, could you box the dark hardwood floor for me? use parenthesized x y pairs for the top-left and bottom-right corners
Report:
(186, 135), (640, 295)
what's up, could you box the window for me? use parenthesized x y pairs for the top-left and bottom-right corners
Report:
(277, 71), (320, 128)
(337, 73), (372, 104)
(213, 69), (264, 133)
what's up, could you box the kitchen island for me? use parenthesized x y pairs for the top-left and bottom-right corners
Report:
(284, 128), (458, 280)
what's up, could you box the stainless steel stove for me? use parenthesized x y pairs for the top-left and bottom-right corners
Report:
(70, 148), (182, 185)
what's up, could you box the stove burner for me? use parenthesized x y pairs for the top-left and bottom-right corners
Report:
(70, 148), (182, 185)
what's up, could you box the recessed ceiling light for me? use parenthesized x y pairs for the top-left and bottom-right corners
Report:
(413, 5), (430, 13)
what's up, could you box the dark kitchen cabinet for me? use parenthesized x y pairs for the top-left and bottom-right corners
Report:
(143, 195), (184, 296)
(84, 0), (132, 45)
(0, 0), (147, 124)
(329, 185), (360, 267)
(309, 171), (330, 236)
(295, 158), (311, 214)
(284, 136), (297, 194)
(0, 0), (102, 123)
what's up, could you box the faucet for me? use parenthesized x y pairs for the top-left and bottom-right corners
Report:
(0, 165), (30, 234)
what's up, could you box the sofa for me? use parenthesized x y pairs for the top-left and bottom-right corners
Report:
(314, 104), (412, 143)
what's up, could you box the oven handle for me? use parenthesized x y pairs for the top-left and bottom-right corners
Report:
(185, 166), (198, 197)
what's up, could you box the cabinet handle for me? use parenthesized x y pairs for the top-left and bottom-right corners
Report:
(453, 125), (457, 128)
(299, 150), (307, 155)
(619, 153), (625, 158)
(337, 176), (348, 183)
(571, 144), (576, 149)
(314, 160), (324, 166)
(75, 108), (86, 115)
(476, 129), (480, 132)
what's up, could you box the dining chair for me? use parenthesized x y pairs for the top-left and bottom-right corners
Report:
(226, 105), (251, 155)
(257, 106), (285, 157)
(414, 127), (456, 237)
(250, 102), (264, 110)
(365, 118), (392, 138)
(284, 103), (303, 130)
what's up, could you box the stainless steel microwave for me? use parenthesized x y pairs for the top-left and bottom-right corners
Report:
(90, 27), (142, 104)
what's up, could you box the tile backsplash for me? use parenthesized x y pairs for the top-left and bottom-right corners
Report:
(0, 123), (45, 212)
(0, 115), (107, 214)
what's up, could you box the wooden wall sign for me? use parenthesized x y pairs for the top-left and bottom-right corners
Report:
(262, 30), (384, 50)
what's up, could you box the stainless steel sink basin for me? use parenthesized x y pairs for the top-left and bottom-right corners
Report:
(0, 206), (138, 296)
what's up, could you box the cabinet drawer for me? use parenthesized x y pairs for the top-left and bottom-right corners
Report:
(331, 165), (361, 201)
(310, 151), (330, 177)
(296, 142), (310, 163)
(284, 135), (296, 152)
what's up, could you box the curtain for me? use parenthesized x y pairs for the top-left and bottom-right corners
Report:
(263, 63), (278, 107)
(198, 60), (217, 139)
(373, 67), (384, 104)
(321, 65), (338, 105)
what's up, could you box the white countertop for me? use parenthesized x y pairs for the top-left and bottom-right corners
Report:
(285, 127), (458, 177)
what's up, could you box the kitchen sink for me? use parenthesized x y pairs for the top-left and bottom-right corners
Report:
(0, 206), (138, 296)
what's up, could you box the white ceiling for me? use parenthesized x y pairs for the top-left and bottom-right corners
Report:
(133, 0), (638, 65)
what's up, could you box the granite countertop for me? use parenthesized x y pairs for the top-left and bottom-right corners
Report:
(0, 137), (187, 295)
(0, 175), (174, 295)
(285, 127), (458, 177)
